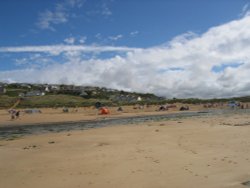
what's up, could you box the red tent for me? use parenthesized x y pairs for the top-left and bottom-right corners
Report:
(99, 107), (110, 115)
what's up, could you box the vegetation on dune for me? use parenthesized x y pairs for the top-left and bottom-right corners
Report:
(0, 95), (17, 108)
(0, 95), (112, 109)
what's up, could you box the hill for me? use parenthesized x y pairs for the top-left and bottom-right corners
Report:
(0, 83), (164, 108)
(1, 83), (250, 109)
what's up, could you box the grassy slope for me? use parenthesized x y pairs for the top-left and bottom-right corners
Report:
(0, 95), (111, 109)
(0, 95), (17, 108)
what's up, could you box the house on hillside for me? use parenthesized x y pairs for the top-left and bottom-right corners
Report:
(20, 83), (31, 89)
(80, 91), (88, 97)
(43, 85), (60, 92)
(45, 85), (50, 92)
(51, 85), (60, 91)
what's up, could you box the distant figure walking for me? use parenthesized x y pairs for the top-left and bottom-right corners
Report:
(9, 109), (16, 120)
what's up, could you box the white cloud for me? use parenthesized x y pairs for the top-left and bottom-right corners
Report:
(36, 0), (84, 30)
(79, 36), (87, 44)
(101, 2), (112, 16)
(36, 10), (68, 31)
(130, 31), (139, 37)
(64, 37), (76, 44)
(2, 15), (250, 98)
(95, 33), (102, 40)
(15, 58), (28, 66)
(66, 0), (84, 8)
(86, 1), (113, 18)
(0, 45), (141, 54)
(240, 3), (250, 17)
(108, 34), (123, 41)
(15, 53), (54, 69)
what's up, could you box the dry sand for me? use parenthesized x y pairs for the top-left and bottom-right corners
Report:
(1, 111), (250, 188)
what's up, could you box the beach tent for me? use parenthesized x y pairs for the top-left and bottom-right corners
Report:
(117, 106), (123, 111)
(158, 105), (167, 111)
(24, 109), (42, 114)
(99, 107), (110, 115)
(227, 101), (239, 108)
(179, 106), (189, 111)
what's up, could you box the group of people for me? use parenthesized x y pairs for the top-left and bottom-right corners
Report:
(8, 109), (20, 120)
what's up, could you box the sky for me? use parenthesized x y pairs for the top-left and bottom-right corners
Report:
(1, 0), (250, 99)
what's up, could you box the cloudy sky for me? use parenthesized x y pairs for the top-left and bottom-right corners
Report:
(1, 0), (250, 98)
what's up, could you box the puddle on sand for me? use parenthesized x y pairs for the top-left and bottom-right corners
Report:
(242, 181), (250, 187)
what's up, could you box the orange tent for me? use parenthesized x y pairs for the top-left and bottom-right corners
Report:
(99, 107), (110, 115)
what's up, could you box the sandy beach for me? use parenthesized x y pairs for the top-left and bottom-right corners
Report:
(1, 108), (250, 188)
(2, 0), (250, 187)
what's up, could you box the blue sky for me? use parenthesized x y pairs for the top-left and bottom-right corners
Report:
(1, 0), (250, 98)
(0, 0), (247, 48)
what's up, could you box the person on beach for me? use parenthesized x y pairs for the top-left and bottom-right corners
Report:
(9, 109), (16, 120)
(15, 110), (20, 119)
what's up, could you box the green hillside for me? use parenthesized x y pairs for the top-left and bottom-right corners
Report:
(1, 83), (250, 109)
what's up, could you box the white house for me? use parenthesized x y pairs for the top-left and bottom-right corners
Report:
(137, 96), (142, 101)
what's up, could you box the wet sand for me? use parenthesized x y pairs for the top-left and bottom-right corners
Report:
(1, 112), (250, 188)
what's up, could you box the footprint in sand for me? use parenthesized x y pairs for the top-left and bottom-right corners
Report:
(23, 145), (38, 150)
(136, 148), (144, 153)
(153, 160), (160, 163)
